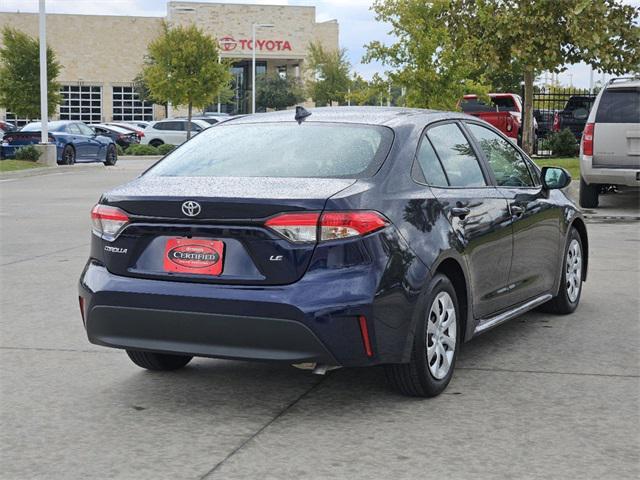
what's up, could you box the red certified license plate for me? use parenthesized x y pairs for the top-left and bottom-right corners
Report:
(163, 238), (224, 276)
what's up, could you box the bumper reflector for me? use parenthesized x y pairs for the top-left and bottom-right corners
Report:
(358, 315), (373, 357)
(78, 296), (85, 323)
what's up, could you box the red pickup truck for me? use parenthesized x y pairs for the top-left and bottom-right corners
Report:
(460, 93), (526, 142)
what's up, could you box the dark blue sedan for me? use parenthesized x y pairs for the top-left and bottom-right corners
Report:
(79, 107), (587, 397)
(1, 120), (117, 165)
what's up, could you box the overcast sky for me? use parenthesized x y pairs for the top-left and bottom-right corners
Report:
(1, 0), (638, 88)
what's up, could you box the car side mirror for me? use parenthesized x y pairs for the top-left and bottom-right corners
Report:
(541, 166), (571, 190)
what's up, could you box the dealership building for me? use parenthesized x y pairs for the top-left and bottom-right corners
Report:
(0, 1), (339, 124)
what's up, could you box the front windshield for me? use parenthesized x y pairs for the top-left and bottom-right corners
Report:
(146, 122), (394, 179)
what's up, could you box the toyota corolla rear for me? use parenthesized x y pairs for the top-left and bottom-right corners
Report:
(79, 117), (422, 368)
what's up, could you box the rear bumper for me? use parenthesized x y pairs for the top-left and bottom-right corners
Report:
(89, 305), (337, 364)
(580, 155), (640, 187)
(79, 252), (424, 366)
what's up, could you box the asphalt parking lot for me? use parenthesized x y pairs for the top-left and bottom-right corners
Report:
(1, 160), (638, 480)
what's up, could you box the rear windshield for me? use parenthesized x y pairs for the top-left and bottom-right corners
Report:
(21, 121), (67, 132)
(146, 122), (394, 178)
(595, 88), (640, 123)
(461, 97), (517, 113)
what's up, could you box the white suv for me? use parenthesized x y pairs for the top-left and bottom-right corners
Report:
(579, 77), (640, 208)
(142, 119), (211, 147)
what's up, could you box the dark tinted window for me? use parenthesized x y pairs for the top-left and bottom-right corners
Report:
(426, 123), (486, 187)
(147, 122), (393, 178)
(155, 121), (180, 131)
(595, 88), (640, 123)
(415, 137), (448, 186)
(467, 123), (534, 187)
(460, 96), (517, 113)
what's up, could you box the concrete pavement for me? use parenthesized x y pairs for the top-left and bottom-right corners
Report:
(1, 160), (638, 479)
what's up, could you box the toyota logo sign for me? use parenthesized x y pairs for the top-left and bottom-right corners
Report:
(181, 200), (202, 217)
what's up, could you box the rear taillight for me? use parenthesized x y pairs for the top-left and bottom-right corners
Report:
(582, 122), (594, 156)
(265, 211), (389, 243)
(91, 204), (129, 241)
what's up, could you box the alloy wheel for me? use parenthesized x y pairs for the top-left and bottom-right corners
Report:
(566, 238), (582, 303)
(426, 291), (457, 380)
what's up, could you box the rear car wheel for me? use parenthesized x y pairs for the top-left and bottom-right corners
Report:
(61, 145), (75, 165)
(579, 177), (599, 208)
(385, 274), (460, 397)
(149, 139), (164, 148)
(104, 144), (117, 166)
(539, 228), (583, 314)
(126, 350), (192, 371)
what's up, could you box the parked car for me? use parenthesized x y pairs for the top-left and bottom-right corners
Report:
(553, 95), (595, 141)
(141, 119), (211, 147)
(176, 115), (225, 126)
(534, 108), (556, 138)
(120, 121), (151, 130)
(104, 122), (145, 140)
(178, 113), (231, 125)
(79, 107), (588, 397)
(1, 120), (117, 165)
(0, 120), (17, 139)
(90, 123), (140, 150)
(579, 77), (640, 208)
(460, 93), (536, 144)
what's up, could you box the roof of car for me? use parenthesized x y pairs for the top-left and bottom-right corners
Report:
(224, 106), (459, 127)
(607, 78), (640, 89)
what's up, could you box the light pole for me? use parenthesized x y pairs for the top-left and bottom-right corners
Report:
(217, 38), (235, 113)
(251, 23), (273, 114)
(38, 0), (48, 144)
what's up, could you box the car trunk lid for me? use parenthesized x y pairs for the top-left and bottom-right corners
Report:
(99, 175), (356, 285)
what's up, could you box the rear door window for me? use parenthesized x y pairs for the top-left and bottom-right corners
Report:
(426, 123), (487, 187)
(595, 88), (640, 123)
(415, 137), (448, 186)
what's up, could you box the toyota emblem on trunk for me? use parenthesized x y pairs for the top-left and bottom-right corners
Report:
(181, 201), (201, 217)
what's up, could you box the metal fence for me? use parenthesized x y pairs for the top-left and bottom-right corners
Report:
(524, 86), (597, 157)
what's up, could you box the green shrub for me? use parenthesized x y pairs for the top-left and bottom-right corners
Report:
(157, 143), (176, 155)
(14, 145), (41, 162)
(124, 144), (159, 156)
(116, 144), (124, 156)
(549, 128), (578, 157)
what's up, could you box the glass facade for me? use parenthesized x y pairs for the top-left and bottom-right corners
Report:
(59, 84), (102, 123)
(112, 86), (154, 121)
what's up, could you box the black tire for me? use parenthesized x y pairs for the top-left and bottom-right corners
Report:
(104, 144), (117, 166)
(385, 273), (461, 397)
(60, 145), (75, 165)
(126, 350), (192, 371)
(539, 228), (583, 315)
(579, 177), (599, 208)
(149, 139), (164, 148)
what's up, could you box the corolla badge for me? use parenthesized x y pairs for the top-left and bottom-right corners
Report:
(181, 200), (201, 217)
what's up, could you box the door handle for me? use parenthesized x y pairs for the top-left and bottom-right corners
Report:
(451, 207), (470, 219)
(510, 204), (525, 217)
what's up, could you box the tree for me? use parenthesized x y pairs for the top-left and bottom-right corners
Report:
(364, 0), (490, 110)
(0, 27), (61, 120)
(349, 73), (405, 106)
(142, 23), (231, 139)
(306, 42), (351, 106)
(451, 0), (639, 154)
(256, 73), (305, 110)
(367, 0), (639, 154)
